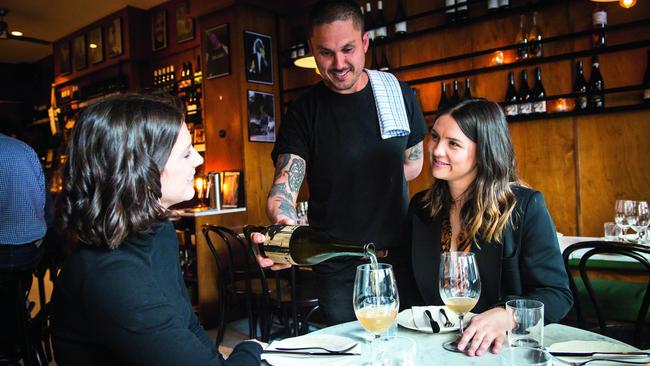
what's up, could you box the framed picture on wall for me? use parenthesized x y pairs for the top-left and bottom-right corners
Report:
(72, 34), (87, 70)
(204, 24), (230, 79)
(88, 27), (103, 64)
(151, 9), (167, 51)
(106, 17), (123, 57)
(59, 42), (71, 75)
(176, 1), (194, 43)
(244, 31), (273, 85)
(247, 90), (275, 142)
(221, 171), (243, 208)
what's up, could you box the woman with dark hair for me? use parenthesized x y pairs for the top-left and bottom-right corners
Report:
(51, 95), (263, 365)
(403, 98), (572, 357)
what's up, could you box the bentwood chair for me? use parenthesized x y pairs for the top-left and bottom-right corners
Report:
(562, 240), (650, 348)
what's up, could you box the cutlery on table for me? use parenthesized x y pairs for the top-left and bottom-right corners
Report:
(550, 351), (650, 358)
(262, 350), (360, 356)
(563, 359), (650, 366)
(439, 308), (454, 328)
(424, 309), (440, 333)
(274, 343), (358, 353)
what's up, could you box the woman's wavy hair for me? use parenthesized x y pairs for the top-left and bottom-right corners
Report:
(57, 94), (184, 249)
(424, 98), (521, 244)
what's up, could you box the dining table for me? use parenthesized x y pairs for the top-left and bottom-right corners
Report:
(261, 321), (649, 365)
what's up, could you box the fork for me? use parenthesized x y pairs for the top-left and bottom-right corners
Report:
(564, 359), (650, 366)
(439, 308), (455, 328)
(274, 342), (358, 353)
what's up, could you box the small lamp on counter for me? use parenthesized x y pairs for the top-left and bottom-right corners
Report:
(194, 176), (206, 208)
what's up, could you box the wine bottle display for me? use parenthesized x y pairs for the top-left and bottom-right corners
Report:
(504, 71), (518, 116)
(248, 225), (376, 266)
(394, 0), (407, 35)
(488, 0), (498, 13)
(588, 55), (605, 109)
(518, 70), (533, 115)
(516, 15), (529, 60)
(446, 0), (456, 24)
(456, 0), (468, 21)
(592, 4), (607, 48)
(451, 79), (460, 106)
(463, 78), (472, 100)
(528, 12), (542, 58)
(375, 1), (387, 40)
(438, 82), (449, 111)
(365, 2), (376, 42)
(574, 60), (589, 110)
(379, 44), (390, 71)
(532, 67), (546, 114)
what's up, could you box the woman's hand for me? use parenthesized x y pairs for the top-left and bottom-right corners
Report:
(456, 307), (514, 357)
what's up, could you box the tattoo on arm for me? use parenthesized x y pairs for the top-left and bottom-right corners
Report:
(407, 142), (423, 161)
(268, 182), (294, 202)
(278, 197), (298, 221)
(288, 159), (305, 193)
(274, 154), (291, 180)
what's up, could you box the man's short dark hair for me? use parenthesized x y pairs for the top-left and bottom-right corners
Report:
(308, 0), (364, 37)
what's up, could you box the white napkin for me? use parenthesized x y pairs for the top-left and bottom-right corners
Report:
(411, 306), (441, 331)
(365, 69), (410, 140)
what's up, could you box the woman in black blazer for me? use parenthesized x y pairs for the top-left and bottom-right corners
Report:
(401, 99), (572, 357)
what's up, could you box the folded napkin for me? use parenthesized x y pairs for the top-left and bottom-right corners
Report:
(365, 69), (410, 140)
(411, 306), (441, 331)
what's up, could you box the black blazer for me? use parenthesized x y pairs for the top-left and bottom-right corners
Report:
(401, 185), (573, 323)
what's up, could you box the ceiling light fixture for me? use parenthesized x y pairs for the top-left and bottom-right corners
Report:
(619, 0), (637, 8)
(294, 55), (317, 69)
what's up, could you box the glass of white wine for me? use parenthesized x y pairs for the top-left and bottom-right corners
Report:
(353, 263), (399, 365)
(615, 199), (636, 240)
(439, 252), (481, 352)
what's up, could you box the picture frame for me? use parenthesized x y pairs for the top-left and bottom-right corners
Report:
(151, 9), (167, 51)
(247, 90), (276, 143)
(106, 17), (123, 57)
(72, 34), (87, 71)
(192, 126), (205, 144)
(244, 31), (273, 84)
(176, 1), (194, 43)
(59, 41), (71, 75)
(204, 24), (230, 79)
(220, 171), (244, 208)
(88, 27), (103, 64)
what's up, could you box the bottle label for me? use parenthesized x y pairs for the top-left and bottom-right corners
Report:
(533, 101), (546, 114)
(505, 104), (518, 116)
(368, 29), (376, 40)
(263, 225), (302, 265)
(577, 96), (588, 109)
(376, 26), (387, 38)
(457, 0), (467, 11)
(446, 0), (455, 13)
(488, 0), (498, 9)
(498, 0), (509, 6)
(518, 102), (532, 114)
(593, 10), (607, 26)
(395, 21), (407, 34)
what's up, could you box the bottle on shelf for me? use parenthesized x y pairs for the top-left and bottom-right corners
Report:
(488, 0), (498, 14)
(499, 0), (510, 10)
(450, 79), (461, 106)
(244, 224), (377, 266)
(375, 1), (387, 41)
(516, 15), (529, 61)
(518, 70), (533, 115)
(446, 0), (456, 24)
(592, 3), (607, 49)
(456, 0), (469, 21)
(438, 82), (449, 111)
(365, 2), (376, 42)
(371, 44), (379, 70)
(379, 44), (390, 71)
(643, 48), (650, 103)
(463, 78), (472, 100)
(394, 0), (407, 35)
(531, 67), (547, 114)
(573, 60), (589, 110)
(504, 71), (518, 116)
(528, 11), (543, 58)
(588, 55), (605, 109)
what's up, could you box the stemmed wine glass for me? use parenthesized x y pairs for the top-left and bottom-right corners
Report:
(353, 263), (399, 365)
(615, 200), (636, 240)
(439, 252), (481, 352)
(631, 201), (649, 241)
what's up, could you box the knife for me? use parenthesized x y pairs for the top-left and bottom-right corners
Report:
(262, 350), (361, 356)
(424, 309), (441, 333)
(550, 351), (649, 358)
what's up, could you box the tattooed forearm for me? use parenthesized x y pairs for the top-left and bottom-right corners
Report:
(278, 198), (298, 220)
(288, 159), (305, 193)
(268, 182), (293, 202)
(407, 142), (423, 161)
(274, 154), (291, 180)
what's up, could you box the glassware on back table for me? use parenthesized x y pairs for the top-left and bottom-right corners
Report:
(631, 201), (650, 241)
(615, 200), (636, 239)
(439, 252), (481, 352)
(353, 263), (399, 365)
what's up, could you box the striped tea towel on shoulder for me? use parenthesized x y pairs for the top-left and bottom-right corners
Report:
(366, 69), (410, 139)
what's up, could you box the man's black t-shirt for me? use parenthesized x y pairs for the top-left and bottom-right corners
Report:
(272, 79), (427, 250)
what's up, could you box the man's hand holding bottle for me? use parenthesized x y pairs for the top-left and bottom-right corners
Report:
(250, 217), (292, 271)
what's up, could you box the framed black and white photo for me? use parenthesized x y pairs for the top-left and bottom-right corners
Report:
(59, 42), (71, 75)
(88, 27), (103, 64)
(151, 9), (167, 51)
(176, 1), (194, 43)
(244, 31), (273, 85)
(247, 90), (275, 142)
(204, 24), (230, 79)
(106, 17), (123, 57)
(72, 34), (87, 70)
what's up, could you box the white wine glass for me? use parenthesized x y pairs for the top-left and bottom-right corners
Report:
(353, 263), (399, 365)
(615, 199), (636, 240)
(631, 201), (650, 241)
(439, 252), (481, 352)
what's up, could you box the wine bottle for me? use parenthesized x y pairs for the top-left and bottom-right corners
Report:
(451, 79), (460, 106)
(504, 71), (518, 117)
(438, 82), (449, 111)
(457, 0), (469, 21)
(378, 44), (390, 71)
(371, 44), (379, 70)
(245, 225), (376, 266)
(643, 48), (650, 103)
(498, 0), (510, 9)
(394, 0), (407, 35)
(518, 70), (532, 115)
(463, 78), (472, 100)
(528, 11), (542, 58)
(573, 60), (589, 110)
(488, 0), (498, 14)
(592, 4), (607, 49)
(531, 67), (546, 114)
(588, 55), (605, 109)
(516, 15), (529, 61)
(446, 0), (456, 24)
(375, 1), (387, 41)
(365, 2), (376, 42)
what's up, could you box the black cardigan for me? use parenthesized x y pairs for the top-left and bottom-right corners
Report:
(400, 185), (573, 323)
(51, 222), (262, 366)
